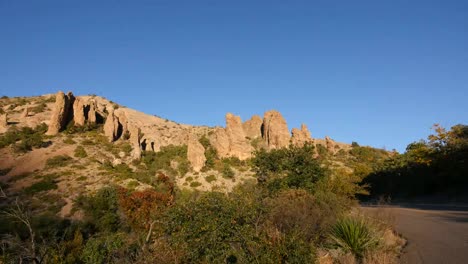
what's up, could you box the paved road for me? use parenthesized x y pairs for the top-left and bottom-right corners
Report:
(365, 205), (468, 264)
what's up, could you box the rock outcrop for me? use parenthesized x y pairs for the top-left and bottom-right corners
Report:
(73, 98), (86, 126)
(291, 124), (313, 147)
(242, 115), (263, 139)
(21, 107), (29, 118)
(0, 113), (7, 133)
(46, 91), (75, 135)
(325, 136), (336, 154)
(128, 125), (141, 160)
(187, 133), (206, 172)
(225, 113), (253, 160)
(88, 101), (97, 123)
(262, 110), (290, 149)
(103, 108), (122, 142)
(209, 128), (230, 158)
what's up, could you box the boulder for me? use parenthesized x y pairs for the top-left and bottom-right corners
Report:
(21, 107), (29, 118)
(242, 115), (263, 139)
(103, 108), (121, 142)
(209, 127), (230, 158)
(262, 110), (290, 149)
(46, 91), (75, 135)
(225, 113), (253, 160)
(325, 136), (336, 154)
(88, 100), (97, 123)
(128, 125), (141, 160)
(187, 133), (206, 172)
(0, 113), (7, 133)
(73, 98), (86, 126)
(291, 124), (313, 147)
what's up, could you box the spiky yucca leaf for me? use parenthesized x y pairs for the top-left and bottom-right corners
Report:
(329, 217), (379, 258)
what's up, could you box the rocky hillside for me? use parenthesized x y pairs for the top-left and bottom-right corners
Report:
(0, 90), (359, 219)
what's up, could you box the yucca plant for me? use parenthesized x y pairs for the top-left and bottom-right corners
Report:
(329, 217), (380, 258)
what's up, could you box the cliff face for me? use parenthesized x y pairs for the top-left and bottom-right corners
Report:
(1, 90), (350, 173)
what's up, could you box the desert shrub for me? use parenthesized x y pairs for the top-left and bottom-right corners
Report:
(74, 145), (88, 158)
(329, 217), (379, 258)
(190, 181), (202, 188)
(140, 144), (188, 176)
(75, 186), (121, 233)
(221, 163), (235, 178)
(266, 189), (342, 242)
(65, 121), (100, 134)
(77, 176), (87, 181)
(120, 143), (132, 154)
(205, 174), (216, 183)
(0, 123), (49, 152)
(118, 187), (173, 230)
(163, 191), (263, 263)
(253, 143), (326, 194)
(63, 137), (76, 144)
(81, 233), (125, 264)
(46, 155), (73, 168)
(24, 177), (58, 194)
(31, 102), (47, 113)
(185, 176), (193, 182)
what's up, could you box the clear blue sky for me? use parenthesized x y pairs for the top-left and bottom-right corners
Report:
(1, 0), (467, 152)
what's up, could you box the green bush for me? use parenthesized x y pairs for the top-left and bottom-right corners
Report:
(63, 137), (76, 144)
(74, 145), (88, 158)
(190, 181), (202, 188)
(222, 164), (235, 179)
(0, 123), (49, 152)
(140, 144), (189, 176)
(46, 155), (73, 168)
(24, 178), (58, 194)
(253, 143), (326, 194)
(205, 174), (216, 183)
(75, 186), (121, 233)
(329, 217), (379, 258)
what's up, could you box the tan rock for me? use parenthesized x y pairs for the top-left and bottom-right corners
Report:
(325, 136), (336, 154)
(209, 127), (230, 158)
(242, 115), (263, 139)
(73, 98), (86, 126)
(187, 133), (206, 172)
(291, 124), (313, 147)
(46, 91), (75, 135)
(0, 113), (7, 133)
(88, 100), (97, 123)
(225, 113), (253, 159)
(128, 125), (141, 159)
(21, 107), (29, 118)
(103, 108), (121, 142)
(115, 111), (128, 139)
(262, 110), (290, 149)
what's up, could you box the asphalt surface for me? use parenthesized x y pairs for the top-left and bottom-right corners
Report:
(365, 205), (468, 264)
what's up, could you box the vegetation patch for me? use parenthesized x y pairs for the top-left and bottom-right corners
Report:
(0, 123), (50, 153)
(190, 181), (202, 188)
(24, 177), (58, 194)
(205, 174), (216, 183)
(74, 145), (88, 158)
(46, 155), (73, 168)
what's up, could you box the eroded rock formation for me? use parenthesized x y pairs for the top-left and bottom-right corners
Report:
(209, 128), (230, 158)
(0, 113), (7, 133)
(187, 133), (206, 172)
(103, 108), (122, 142)
(225, 113), (253, 160)
(262, 110), (290, 149)
(242, 115), (263, 139)
(291, 124), (313, 147)
(46, 91), (75, 135)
